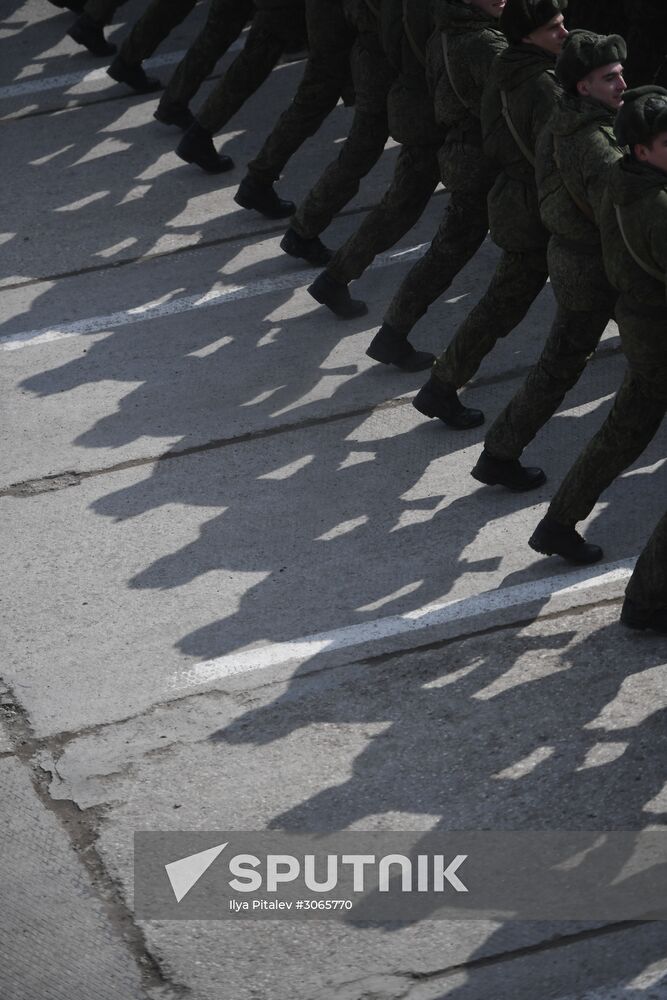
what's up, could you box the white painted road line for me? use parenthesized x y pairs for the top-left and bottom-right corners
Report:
(171, 559), (634, 691)
(0, 38), (244, 100)
(0, 243), (429, 351)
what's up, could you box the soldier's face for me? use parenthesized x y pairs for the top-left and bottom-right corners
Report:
(577, 62), (627, 110)
(636, 132), (667, 175)
(523, 14), (568, 56)
(467, 0), (507, 17)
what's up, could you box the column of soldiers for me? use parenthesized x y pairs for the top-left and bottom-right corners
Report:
(44, 0), (667, 632)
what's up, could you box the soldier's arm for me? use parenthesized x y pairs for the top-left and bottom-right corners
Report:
(529, 73), (561, 147)
(647, 203), (667, 300)
(580, 130), (624, 224)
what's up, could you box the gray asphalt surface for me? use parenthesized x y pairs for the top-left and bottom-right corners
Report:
(2, 3), (667, 998)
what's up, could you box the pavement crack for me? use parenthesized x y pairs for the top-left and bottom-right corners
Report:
(0, 681), (191, 1000)
(1, 339), (622, 499)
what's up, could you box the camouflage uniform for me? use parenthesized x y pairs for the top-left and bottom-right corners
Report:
(197, 0), (307, 136)
(112, 0), (248, 76)
(246, 0), (355, 186)
(485, 92), (623, 460)
(547, 153), (667, 528)
(161, 0), (254, 112)
(626, 509), (667, 611)
(290, 0), (394, 239)
(82, 0), (126, 25)
(432, 41), (560, 389)
(323, 0), (444, 286)
(381, 0), (506, 339)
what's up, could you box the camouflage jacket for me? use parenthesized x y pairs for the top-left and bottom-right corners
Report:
(537, 95), (623, 246)
(601, 157), (667, 308)
(427, 0), (507, 131)
(482, 43), (561, 252)
(382, 0), (444, 145)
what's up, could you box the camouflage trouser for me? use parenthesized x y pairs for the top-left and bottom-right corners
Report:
(548, 302), (667, 527)
(432, 248), (548, 389)
(197, 6), (307, 135)
(626, 508), (667, 610)
(162, 0), (252, 109)
(247, 0), (354, 183)
(117, 0), (196, 67)
(383, 188), (489, 337)
(84, 0), (126, 26)
(248, 66), (351, 182)
(326, 142), (441, 285)
(290, 31), (395, 239)
(484, 241), (617, 461)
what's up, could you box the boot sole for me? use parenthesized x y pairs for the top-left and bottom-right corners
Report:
(470, 468), (546, 493)
(66, 27), (116, 55)
(176, 150), (231, 174)
(281, 244), (332, 267)
(234, 192), (295, 219)
(307, 285), (368, 319)
(528, 533), (604, 564)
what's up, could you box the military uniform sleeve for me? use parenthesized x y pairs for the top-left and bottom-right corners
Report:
(580, 130), (623, 224)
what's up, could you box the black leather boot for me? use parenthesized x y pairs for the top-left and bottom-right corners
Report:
(412, 374), (484, 429)
(280, 227), (332, 266)
(153, 99), (194, 130)
(529, 515), (603, 564)
(107, 56), (162, 93)
(67, 14), (116, 56)
(471, 448), (546, 492)
(620, 598), (667, 633)
(176, 122), (233, 174)
(308, 272), (368, 319)
(234, 175), (295, 219)
(366, 323), (435, 372)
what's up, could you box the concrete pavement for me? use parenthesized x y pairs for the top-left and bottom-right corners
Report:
(2, 3), (666, 998)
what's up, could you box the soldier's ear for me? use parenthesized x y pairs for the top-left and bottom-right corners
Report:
(635, 142), (650, 163)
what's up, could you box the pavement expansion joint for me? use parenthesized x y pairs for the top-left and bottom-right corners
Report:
(0, 682), (189, 999)
(0, 398), (411, 497)
(0, 336), (624, 498)
(0, 192), (445, 293)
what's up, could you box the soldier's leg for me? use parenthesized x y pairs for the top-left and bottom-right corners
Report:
(68, 0), (125, 54)
(546, 370), (666, 528)
(289, 36), (394, 241)
(245, 58), (344, 186)
(484, 303), (612, 461)
(432, 249), (549, 389)
(625, 509), (667, 614)
(323, 143), (441, 285)
(116, 0), (196, 68)
(196, 10), (301, 135)
(383, 189), (489, 338)
(82, 0), (125, 25)
(160, 0), (252, 110)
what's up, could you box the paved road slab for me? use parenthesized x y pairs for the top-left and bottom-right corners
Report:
(5, 355), (664, 736)
(0, 755), (145, 1000)
(38, 605), (667, 1000)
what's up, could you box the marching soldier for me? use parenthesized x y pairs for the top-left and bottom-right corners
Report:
(175, 0), (307, 174)
(233, 0), (356, 220)
(413, 0), (568, 429)
(529, 87), (667, 563)
(305, 0), (445, 320)
(67, 0), (128, 55)
(104, 0), (247, 96)
(471, 29), (627, 491)
(364, 0), (507, 372)
(279, 0), (396, 269)
(155, 0), (254, 131)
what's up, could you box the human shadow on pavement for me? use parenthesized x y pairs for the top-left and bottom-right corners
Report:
(213, 605), (667, 997)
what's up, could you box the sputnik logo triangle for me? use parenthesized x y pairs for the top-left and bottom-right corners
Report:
(165, 842), (228, 903)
